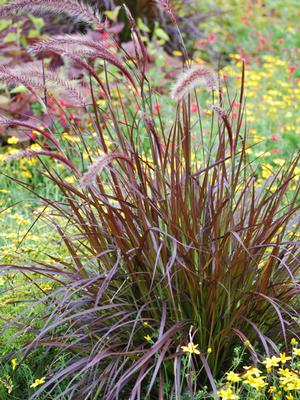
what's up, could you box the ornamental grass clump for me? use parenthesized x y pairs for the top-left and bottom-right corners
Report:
(0, 1), (299, 399)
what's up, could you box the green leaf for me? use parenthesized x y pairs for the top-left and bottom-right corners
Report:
(104, 6), (121, 22)
(155, 27), (169, 41)
(0, 20), (11, 32)
(10, 85), (28, 94)
(3, 31), (18, 43)
(28, 29), (40, 38)
(20, 35), (28, 47)
(29, 14), (45, 31)
(155, 54), (165, 67)
(137, 18), (150, 33)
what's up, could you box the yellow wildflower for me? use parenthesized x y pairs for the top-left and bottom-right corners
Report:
(279, 368), (300, 391)
(262, 355), (281, 370)
(279, 352), (291, 364)
(226, 371), (241, 383)
(218, 386), (239, 400)
(144, 335), (151, 342)
(172, 50), (182, 57)
(65, 176), (76, 184)
(30, 377), (46, 388)
(207, 347), (212, 354)
(11, 358), (17, 371)
(286, 395), (294, 400)
(7, 136), (19, 145)
(181, 342), (200, 355)
(293, 348), (300, 356)
(40, 283), (52, 291)
(20, 170), (32, 179)
(273, 159), (285, 166)
(291, 338), (298, 346)
(96, 99), (106, 107)
(62, 132), (80, 143)
(243, 366), (262, 378)
(243, 375), (267, 390)
(30, 144), (42, 151)
(195, 57), (205, 64)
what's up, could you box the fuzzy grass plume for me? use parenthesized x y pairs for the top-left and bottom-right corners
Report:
(0, 63), (88, 107)
(0, 0), (101, 25)
(171, 64), (217, 101)
(3, 149), (78, 172)
(30, 34), (137, 91)
(157, 0), (178, 24)
(80, 153), (133, 188)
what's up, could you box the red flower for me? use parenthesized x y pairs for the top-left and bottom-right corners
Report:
(191, 102), (198, 113)
(100, 32), (109, 40)
(96, 23), (104, 31)
(259, 37), (267, 46)
(271, 149), (280, 154)
(207, 34), (216, 43)
(289, 65), (296, 75)
(271, 134), (279, 142)
(153, 102), (161, 112)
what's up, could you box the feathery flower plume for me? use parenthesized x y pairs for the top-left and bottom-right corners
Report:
(0, 0), (102, 25)
(30, 34), (112, 55)
(4, 149), (40, 162)
(30, 35), (137, 90)
(4, 149), (78, 172)
(156, 0), (177, 25)
(171, 64), (217, 102)
(26, 64), (88, 106)
(0, 64), (47, 111)
(2, 62), (88, 107)
(123, 4), (147, 67)
(80, 153), (133, 189)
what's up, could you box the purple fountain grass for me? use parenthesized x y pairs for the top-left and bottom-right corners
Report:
(0, 0), (102, 25)
(1, 63), (88, 107)
(157, 0), (178, 25)
(0, 64), (47, 111)
(79, 152), (134, 189)
(0, 3), (299, 399)
(30, 34), (137, 91)
(171, 63), (217, 101)
(4, 149), (79, 172)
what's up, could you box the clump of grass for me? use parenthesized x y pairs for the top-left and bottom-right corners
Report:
(0, 2), (299, 399)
